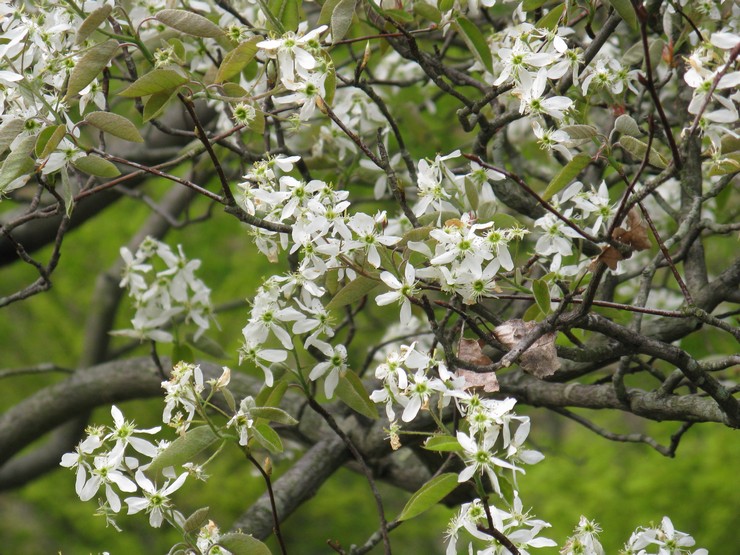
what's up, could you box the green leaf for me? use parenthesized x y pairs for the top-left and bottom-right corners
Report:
(155, 9), (224, 38)
(248, 107), (266, 134)
(250, 406), (299, 426)
(606, 0), (638, 32)
(183, 507), (210, 534)
(535, 3), (565, 30)
(85, 111), (144, 143)
(330, 0), (358, 42)
(323, 63), (336, 105)
(613, 114), (641, 137)
(147, 426), (219, 476)
(215, 38), (261, 83)
(318, 0), (343, 25)
(400, 225), (434, 246)
(423, 435), (462, 452)
(35, 125), (66, 159)
(522, 0), (548, 9)
(143, 90), (176, 122)
(268, 0), (302, 32)
(532, 278), (551, 315)
(559, 125), (598, 141)
(542, 153), (591, 200)
(186, 332), (229, 359)
(413, 2), (441, 23)
(0, 118), (25, 156)
(65, 39), (118, 100)
(255, 378), (289, 407)
(463, 176), (480, 211)
(218, 533), (272, 555)
(454, 17), (493, 74)
(172, 342), (195, 364)
(0, 135), (36, 191)
(438, 0), (454, 12)
(618, 136), (669, 168)
(72, 155), (121, 178)
(75, 5), (113, 45)
(336, 371), (379, 419)
(325, 275), (379, 311)
(119, 69), (188, 98)
(251, 423), (283, 453)
(383, 8), (414, 22)
(397, 473), (459, 521)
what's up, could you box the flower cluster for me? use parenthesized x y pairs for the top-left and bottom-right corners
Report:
(621, 516), (708, 555)
(115, 237), (214, 343)
(60, 406), (186, 529)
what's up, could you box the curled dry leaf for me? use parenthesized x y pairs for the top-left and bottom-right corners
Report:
(591, 207), (651, 270)
(456, 337), (499, 392)
(493, 319), (560, 378)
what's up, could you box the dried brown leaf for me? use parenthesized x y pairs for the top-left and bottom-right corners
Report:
(493, 319), (560, 378)
(457, 368), (500, 392)
(590, 208), (651, 270)
(457, 337), (493, 367)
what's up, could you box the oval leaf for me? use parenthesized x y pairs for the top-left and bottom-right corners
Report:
(532, 278), (551, 315)
(0, 135), (36, 191)
(619, 136), (668, 168)
(66, 39), (118, 100)
(607, 0), (638, 32)
(325, 275), (379, 311)
(543, 153), (591, 200)
(147, 426), (219, 476)
(614, 114), (641, 137)
(336, 371), (379, 419)
(397, 473), (459, 521)
(216, 38), (260, 83)
(559, 124), (598, 141)
(143, 89), (176, 122)
(250, 406), (299, 426)
(251, 422), (284, 453)
(155, 9), (224, 38)
(119, 69), (188, 98)
(72, 154), (121, 178)
(183, 506), (210, 534)
(331, 0), (358, 43)
(0, 118), (25, 155)
(218, 533), (272, 555)
(423, 435), (462, 452)
(35, 125), (66, 159)
(75, 5), (113, 45)
(535, 3), (565, 31)
(455, 17), (493, 74)
(85, 111), (144, 143)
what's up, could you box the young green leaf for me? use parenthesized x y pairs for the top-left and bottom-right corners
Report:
(0, 135), (36, 191)
(155, 9), (224, 38)
(535, 3), (565, 31)
(147, 426), (219, 476)
(72, 155), (121, 178)
(606, 0), (638, 32)
(183, 507), (210, 534)
(335, 371), (379, 419)
(65, 39), (118, 100)
(423, 435), (462, 452)
(118, 69), (188, 98)
(532, 278), (552, 315)
(542, 153), (591, 200)
(35, 125), (66, 159)
(330, 0), (358, 42)
(455, 17), (493, 74)
(143, 90), (176, 122)
(215, 38), (261, 83)
(397, 473), (459, 521)
(85, 112), (144, 143)
(0, 118), (25, 155)
(75, 5), (113, 45)
(325, 275), (379, 311)
(218, 533), (272, 555)
(251, 423), (284, 453)
(250, 406), (299, 426)
(619, 136), (669, 168)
